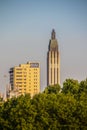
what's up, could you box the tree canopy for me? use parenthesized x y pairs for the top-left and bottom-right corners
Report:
(0, 79), (87, 130)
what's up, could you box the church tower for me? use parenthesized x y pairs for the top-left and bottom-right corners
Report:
(47, 29), (60, 86)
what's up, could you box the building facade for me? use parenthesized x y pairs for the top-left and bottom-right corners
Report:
(9, 62), (40, 97)
(47, 29), (60, 86)
(6, 84), (19, 99)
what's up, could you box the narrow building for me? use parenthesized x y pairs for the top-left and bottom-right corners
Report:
(47, 29), (60, 86)
(9, 62), (40, 97)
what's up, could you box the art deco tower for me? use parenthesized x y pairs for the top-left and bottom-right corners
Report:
(47, 29), (60, 86)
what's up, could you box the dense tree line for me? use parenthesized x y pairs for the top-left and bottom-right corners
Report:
(0, 79), (87, 130)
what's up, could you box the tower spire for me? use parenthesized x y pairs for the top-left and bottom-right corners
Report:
(51, 29), (56, 39)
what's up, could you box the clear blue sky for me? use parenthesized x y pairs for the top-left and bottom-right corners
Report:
(0, 0), (87, 94)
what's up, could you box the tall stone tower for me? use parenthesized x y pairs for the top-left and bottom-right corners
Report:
(47, 29), (60, 86)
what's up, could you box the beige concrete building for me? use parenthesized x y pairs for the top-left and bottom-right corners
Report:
(47, 29), (60, 86)
(9, 62), (40, 97)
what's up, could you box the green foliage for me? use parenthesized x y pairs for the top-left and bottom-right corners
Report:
(0, 79), (87, 129)
(62, 79), (79, 95)
(79, 79), (87, 94)
(0, 97), (4, 106)
(0, 94), (36, 130)
(44, 84), (61, 94)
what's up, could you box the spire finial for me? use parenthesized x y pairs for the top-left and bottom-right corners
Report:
(51, 29), (56, 39)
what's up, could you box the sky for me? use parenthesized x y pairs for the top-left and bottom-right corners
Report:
(0, 0), (87, 94)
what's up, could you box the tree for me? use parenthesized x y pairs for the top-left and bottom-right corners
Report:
(62, 79), (79, 96)
(0, 94), (36, 130)
(44, 84), (61, 94)
(79, 79), (87, 94)
(0, 79), (87, 129)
